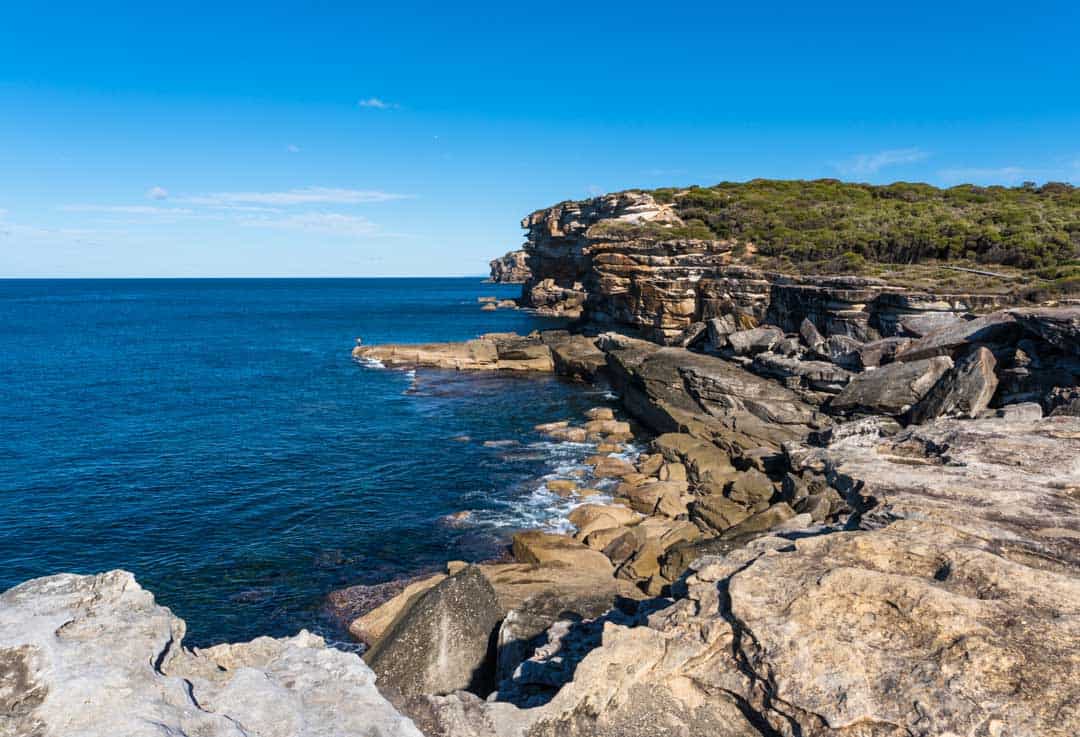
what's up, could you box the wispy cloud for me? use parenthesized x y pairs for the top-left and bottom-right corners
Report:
(180, 187), (409, 206)
(286, 144), (301, 153)
(146, 186), (169, 200)
(59, 204), (195, 215)
(358, 97), (398, 110)
(936, 166), (1033, 185)
(238, 212), (378, 237)
(835, 148), (929, 176)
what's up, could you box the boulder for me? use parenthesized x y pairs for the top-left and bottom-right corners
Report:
(365, 566), (502, 697)
(548, 335), (607, 380)
(798, 317), (825, 350)
(689, 493), (751, 533)
(820, 334), (864, 370)
(725, 325), (784, 355)
(750, 352), (852, 393)
(1010, 306), (1080, 355)
(584, 407), (615, 421)
(898, 311), (963, 338)
(852, 336), (911, 368)
(725, 468), (777, 507)
(705, 314), (738, 347)
(910, 346), (999, 424)
(348, 572), (447, 645)
(567, 504), (640, 539)
(719, 502), (796, 538)
(831, 355), (953, 416)
(589, 456), (636, 478)
(511, 531), (615, 574)
(0, 570), (423, 737)
(896, 311), (1019, 362)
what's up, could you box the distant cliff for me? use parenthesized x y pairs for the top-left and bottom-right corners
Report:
(487, 249), (530, 283)
(515, 184), (1075, 343)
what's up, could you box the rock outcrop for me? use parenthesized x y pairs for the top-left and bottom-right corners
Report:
(0, 570), (422, 737)
(411, 415), (1080, 737)
(488, 250), (531, 283)
(516, 191), (1025, 344)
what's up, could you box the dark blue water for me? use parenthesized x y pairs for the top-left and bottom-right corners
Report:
(0, 279), (615, 646)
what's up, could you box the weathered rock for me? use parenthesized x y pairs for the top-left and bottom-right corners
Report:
(719, 501), (795, 538)
(799, 316), (825, 350)
(831, 355), (953, 416)
(705, 314), (738, 347)
(437, 416), (1080, 737)
(896, 311), (1019, 362)
(547, 334), (606, 380)
(364, 566), (502, 697)
(689, 493), (751, 533)
(852, 336), (911, 368)
(910, 346), (998, 423)
(725, 468), (777, 507)
(898, 310), (963, 337)
(1010, 306), (1080, 354)
(725, 325), (784, 355)
(567, 504), (640, 539)
(750, 352), (852, 393)
(488, 249), (531, 283)
(511, 531), (615, 574)
(0, 570), (423, 737)
(348, 572), (448, 645)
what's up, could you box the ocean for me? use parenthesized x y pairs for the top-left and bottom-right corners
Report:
(0, 278), (620, 646)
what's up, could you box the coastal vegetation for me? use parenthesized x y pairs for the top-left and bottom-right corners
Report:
(638, 179), (1080, 292)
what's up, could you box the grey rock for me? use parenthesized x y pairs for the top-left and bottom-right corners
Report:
(719, 502), (796, 538)
(992, 401), (1044, 421)
(750, 352), (853, 393)
(910, 346), (999, 423)
(0, 570), (422, 737)
(365, 566), (502, 698)
(897, 311), (964, 338)
(725, 326), (784, 356)
(820, 334), (864, 369)
(852, 336), (911, 368)
(1010, 306), (1080, 355)
(725, 468), (777, 507)
(896, 311), (1019, 362)
(705, 315), (738, 348)
(799, 317), (825, 350)
(831, 356), (953, 416)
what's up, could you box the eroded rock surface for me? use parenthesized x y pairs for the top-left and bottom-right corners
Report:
(414, 415), (1080, 737)
(0, 570), (422, 737)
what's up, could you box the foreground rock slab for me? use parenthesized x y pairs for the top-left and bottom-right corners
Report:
(0, 570), (422, 737)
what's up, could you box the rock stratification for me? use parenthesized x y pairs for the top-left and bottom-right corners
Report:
(517, 191), (1025, 343)
(0, 570), (422, 737)
(488, 250), (531, 284)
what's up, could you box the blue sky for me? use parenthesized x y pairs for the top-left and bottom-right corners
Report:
(1, 1), (1077, 277)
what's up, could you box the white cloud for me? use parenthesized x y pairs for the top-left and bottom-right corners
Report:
(238, 212), (378, 237)
(286, 144), (301, 153)
(146, 186), (169, 200)
(835, 148), (929, 176)
(181, 187), (409, 206)
(358, 97), (398, 110)
(936, 166), (1032, 185)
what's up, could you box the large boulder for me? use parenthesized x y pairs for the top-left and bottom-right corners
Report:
(511, 531), (615, 574)
(1010, 306), (1080, 355)
(895, 312), (1018, 362)
(830, 355), (953, 416)
(909, 346), (999, 424)
(364, 566), (502, 698)
(0, 570), (423, 737)
(724, 326), (784, 355)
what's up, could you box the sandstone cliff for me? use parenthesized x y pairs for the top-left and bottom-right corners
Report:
(488, 250), (531, 283)
(517, 191), (1030, 343)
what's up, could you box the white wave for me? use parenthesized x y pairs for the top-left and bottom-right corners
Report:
(355, 356), (386, 369)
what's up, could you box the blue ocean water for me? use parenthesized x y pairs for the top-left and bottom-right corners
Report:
(0, 278), (617, 646)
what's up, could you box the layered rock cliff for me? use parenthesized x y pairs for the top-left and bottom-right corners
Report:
(518, 191), (1027, 343)
(488, 250), (531, 284)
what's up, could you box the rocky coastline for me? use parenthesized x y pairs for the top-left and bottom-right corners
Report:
(4, 193), (1080, 736)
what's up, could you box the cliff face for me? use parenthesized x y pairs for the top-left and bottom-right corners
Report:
(488, 250), (531, 283)
(519, 191), (1022, 343)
